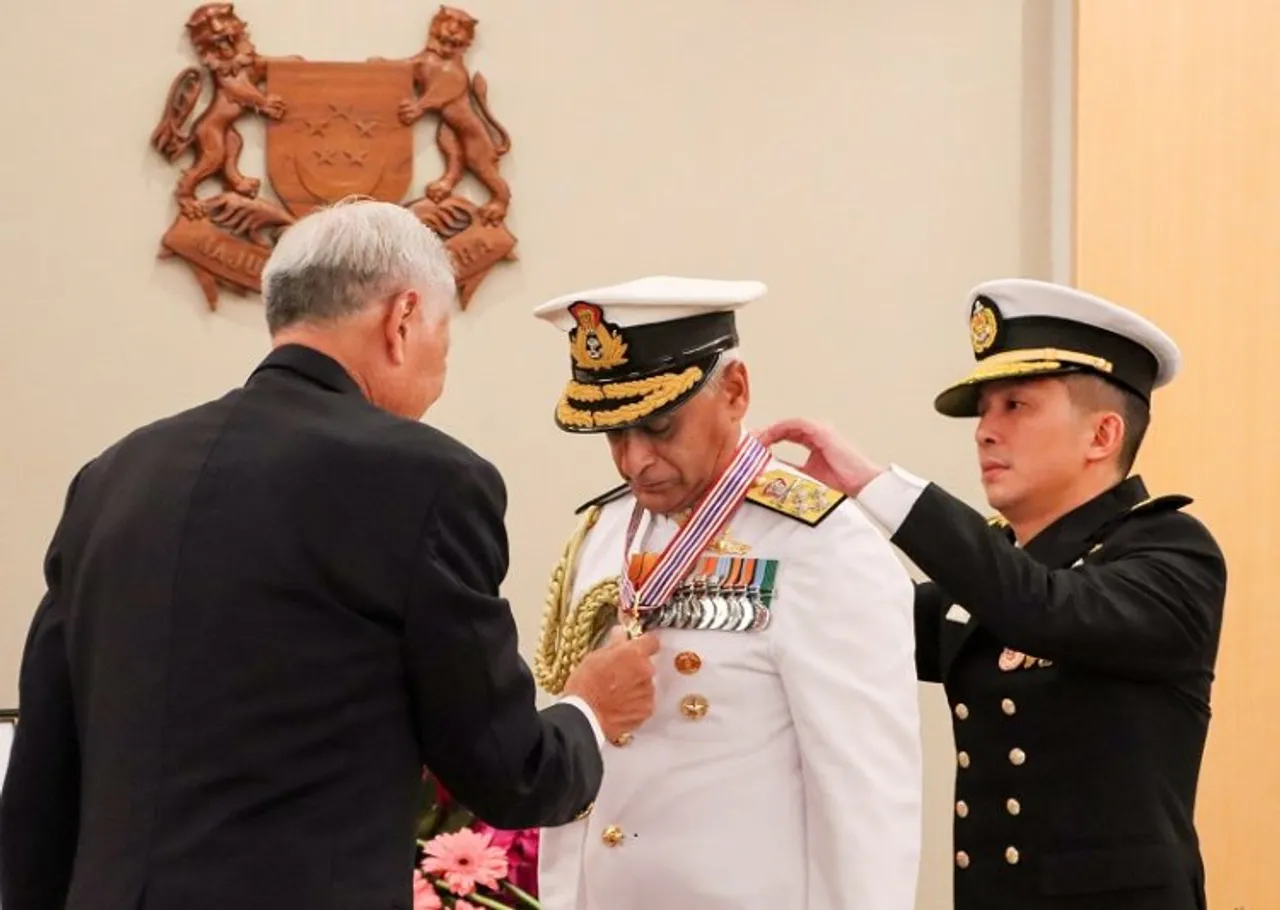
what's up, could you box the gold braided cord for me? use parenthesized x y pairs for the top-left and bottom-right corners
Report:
(564, 367), (704, 402)
(533, 505), (621, 694)
(555, 366), (705, 430)
(978, 347), (1114, 373)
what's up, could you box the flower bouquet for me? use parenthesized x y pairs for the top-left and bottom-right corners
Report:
(414, 770), (541, 909)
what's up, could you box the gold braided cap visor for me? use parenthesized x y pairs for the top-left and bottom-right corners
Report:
(933, 347), (1115, 417)
(554, 365), (708, 432)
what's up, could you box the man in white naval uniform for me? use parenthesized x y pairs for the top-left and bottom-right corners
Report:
(530, 276), (923, 910)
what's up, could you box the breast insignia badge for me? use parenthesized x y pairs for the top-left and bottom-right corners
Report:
(708, 534), (751, 555)
(999, 647), (1053, 671)
(671, 509), (751, 555)
(998, 648), (1025, 671)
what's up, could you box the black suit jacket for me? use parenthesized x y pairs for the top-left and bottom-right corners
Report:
(901, 477), (1225, 910)
(0, 344), (601, 910)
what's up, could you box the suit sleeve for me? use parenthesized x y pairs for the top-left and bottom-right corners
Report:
(913, 581), (947, 684)
(893, 482), (1227, 678)
(772, 507), (923, 910)
(402, 457), (603, 830)
(1, 469), (85, 910)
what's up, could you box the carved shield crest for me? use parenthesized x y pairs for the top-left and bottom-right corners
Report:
(151, 5), (517, 311)
(265, 60), (415, 217)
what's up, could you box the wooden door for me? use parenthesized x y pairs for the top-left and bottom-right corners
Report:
(1074, 1), (1280, 906)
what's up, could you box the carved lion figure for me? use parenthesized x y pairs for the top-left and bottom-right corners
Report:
(397, 5), (512, 225)
(150, 2), (287, 218)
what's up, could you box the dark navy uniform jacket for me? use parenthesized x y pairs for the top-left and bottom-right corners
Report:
(900, 476), (1225, 910)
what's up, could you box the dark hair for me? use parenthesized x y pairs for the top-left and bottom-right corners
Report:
(1064, 373), (1151, 474)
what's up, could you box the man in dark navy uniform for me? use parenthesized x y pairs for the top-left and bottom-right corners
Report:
(759, 279), (1227, 910)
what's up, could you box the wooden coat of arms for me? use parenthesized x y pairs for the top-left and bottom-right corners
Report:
(150, 3), (516, 310)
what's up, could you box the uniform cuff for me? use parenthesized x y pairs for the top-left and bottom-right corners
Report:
(558, 695), (605, 749)
(855, 464), (930, 535)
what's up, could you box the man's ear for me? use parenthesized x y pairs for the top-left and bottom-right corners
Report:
(383, 289), (419, 365)
(1086, 410), (1125, 467)
(722, 360), (750, 417)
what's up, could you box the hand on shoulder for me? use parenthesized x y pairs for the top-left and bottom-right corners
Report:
(753, 418), (886, 497)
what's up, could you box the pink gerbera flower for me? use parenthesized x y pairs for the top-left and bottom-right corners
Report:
(412, 870), (442, 910)
(421, 828), (509, 897)
(471, 822), (540, 897)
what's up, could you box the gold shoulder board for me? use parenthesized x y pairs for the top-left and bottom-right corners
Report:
(575, 483), (631, 515)
(745, 466), (846, 527)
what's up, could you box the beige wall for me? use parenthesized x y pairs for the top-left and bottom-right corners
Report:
(0, 1), (1064, 906)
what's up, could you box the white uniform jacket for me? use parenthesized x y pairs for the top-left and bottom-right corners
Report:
(538, 459), (922, 910)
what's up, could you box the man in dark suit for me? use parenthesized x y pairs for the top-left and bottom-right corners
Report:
(0, 199), (658, 910)
(758, 279), (1227, 910)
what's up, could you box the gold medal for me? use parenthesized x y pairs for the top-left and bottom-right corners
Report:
(998, 648), (1025, 671)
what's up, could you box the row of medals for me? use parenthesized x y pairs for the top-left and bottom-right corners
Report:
(640, 577), (774, 633)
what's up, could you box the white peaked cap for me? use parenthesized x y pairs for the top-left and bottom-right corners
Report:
(935, 277), (1182, 417)
(532, 275), (767, 432)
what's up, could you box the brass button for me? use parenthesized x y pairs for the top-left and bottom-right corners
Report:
(955, 850), (970, 869)
(601, 825), (624, 846)
(954, 703), (969, 720)
(574, 801), (594, 821)
(674, 651), (702, 674)
(955, 800), (969, 818)
(1006, 798), (1021, 816)
(609, 731), (633, 747)
(1009, 747), (1026, 766)
(957, 751), (970, 769)
(1001, 698), (1017, 716)
(680, 694), (709, 719)
(1005, 846), (1020, 865)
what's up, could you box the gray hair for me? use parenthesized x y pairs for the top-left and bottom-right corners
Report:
(705, 348), (744, 390)
(261, 198), (458, 333)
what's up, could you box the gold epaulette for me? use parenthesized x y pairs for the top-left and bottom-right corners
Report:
(574, 483), (630, 515)
(744, 466), (846, 527)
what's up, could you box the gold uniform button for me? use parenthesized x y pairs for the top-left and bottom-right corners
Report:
(954, 703), (969, 720)
(1006, 798), (1021, 816)
(601, 825), (624, 847)
(674, 651), (702, 674)
(957, 751), (970, 769)
(1009, 747), (1026, 766)
(609, 732), (633, 747)
(1001, 698), (1017, 716)
(956, 851), (970, 869)
(680, 694), (709, 719)
(1005, 846), (1020, 865)
(955, 800), (969, 818)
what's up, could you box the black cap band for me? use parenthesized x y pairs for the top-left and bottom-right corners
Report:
(981, 313), (1159, 401)
(570, 311), (738, 383)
